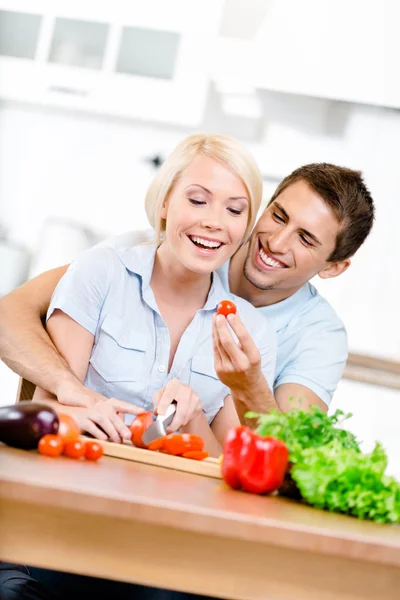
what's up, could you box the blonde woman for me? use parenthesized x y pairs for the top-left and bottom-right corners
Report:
(33, 133), (276, 456)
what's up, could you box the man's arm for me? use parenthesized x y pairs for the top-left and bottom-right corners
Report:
(275, 383), (327, 413)
(0, 266), (95, 403)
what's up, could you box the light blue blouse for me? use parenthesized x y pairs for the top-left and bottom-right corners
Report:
(47, 244), (277, 424)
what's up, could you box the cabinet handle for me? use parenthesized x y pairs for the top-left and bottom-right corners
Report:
(48, 85), (88, 97)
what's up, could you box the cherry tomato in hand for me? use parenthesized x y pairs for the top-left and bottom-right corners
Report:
(129, 411), (153, 448)
(38, 434), (64, 457)
(57, 413), (80, 443)
(217, 300), (237, 317)
(85, 441), (104, 461)
(63, 439), (86, 459)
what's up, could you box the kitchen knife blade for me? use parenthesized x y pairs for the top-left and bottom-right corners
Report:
(141, 402), (177, 446)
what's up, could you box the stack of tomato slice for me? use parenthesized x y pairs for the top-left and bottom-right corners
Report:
(148, 433), (208, 460)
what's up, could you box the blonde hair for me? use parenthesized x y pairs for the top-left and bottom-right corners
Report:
(145, 133), (262, 243)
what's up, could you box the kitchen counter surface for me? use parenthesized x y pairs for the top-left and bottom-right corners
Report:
(1, 445), (399, 599)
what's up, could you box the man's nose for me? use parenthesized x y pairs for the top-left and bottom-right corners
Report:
(268, 228), (291, 254)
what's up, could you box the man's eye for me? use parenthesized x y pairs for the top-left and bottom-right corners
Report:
(300, 234), (313, 247)
(189, 198), (206, 206)
(273, 212), (285, 222)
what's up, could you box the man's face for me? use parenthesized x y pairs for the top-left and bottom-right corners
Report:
(243, 180), (341, 294)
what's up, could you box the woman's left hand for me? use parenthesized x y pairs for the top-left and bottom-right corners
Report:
(212, 312), (263, 393)
(152, 378), (203, 433)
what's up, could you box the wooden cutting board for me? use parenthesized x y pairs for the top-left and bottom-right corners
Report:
(81, 436), (222, 480)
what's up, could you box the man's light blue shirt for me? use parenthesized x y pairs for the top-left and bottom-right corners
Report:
(99, 230), (347, 407)
(47, 243), (277, 424)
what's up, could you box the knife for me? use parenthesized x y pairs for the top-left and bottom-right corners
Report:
(141, 402), (177, 446)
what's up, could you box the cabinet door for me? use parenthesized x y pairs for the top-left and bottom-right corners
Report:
(0, 9), (42, 59)
(116, 26), (180, 81)
(48, 17), (109, 70)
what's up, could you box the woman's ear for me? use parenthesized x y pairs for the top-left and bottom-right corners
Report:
(160, 200), (168, 220)
(318, 258), (351, 280)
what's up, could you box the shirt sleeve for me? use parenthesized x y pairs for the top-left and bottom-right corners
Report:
(254, 319), (277, 392)
(47, 246), (116, 335)
(274, 316), (348, 407)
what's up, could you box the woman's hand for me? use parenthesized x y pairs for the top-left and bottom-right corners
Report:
(152, 379), (202, 433)
(212, 312), (264, 393)
(77, 397), (145, 443)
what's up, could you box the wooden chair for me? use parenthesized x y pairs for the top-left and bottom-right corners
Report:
(16, 377), (36, 402)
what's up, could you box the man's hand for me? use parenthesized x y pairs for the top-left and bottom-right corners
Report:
(212, 312), (264, 393)
(152, 379), (202, 433)
(76, 397), (145, 443)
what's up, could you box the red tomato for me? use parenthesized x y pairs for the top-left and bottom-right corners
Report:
(85, 441), (104, 461)
(63, 439), (86, 459)
(57, 413), (80, 443)
(163, 433), (204, 456)
(38, 434), (64, 457)
(147, 437), (166, 451)
(129, 411), (153, 448)
(182, 450), (209, 461)
(217, 300), (237, 317)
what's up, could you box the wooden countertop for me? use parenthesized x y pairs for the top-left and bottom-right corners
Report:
(1, 445), (399, 568)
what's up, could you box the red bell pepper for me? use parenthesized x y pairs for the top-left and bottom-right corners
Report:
(221, 426), (289, 495)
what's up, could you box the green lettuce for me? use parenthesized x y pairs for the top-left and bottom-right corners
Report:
(246, 406), (400, 523)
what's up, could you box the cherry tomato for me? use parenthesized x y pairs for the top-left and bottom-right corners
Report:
(38, 434), (64, 457)
(57, 413), (80, 443)
(129, 411), (153, 448)
(63, 439), (86, 459)
(163, 433), (204, 456)
(182, 450), (209, 461)
(85, 441), (104, 461)
(217, 300), (237, 317)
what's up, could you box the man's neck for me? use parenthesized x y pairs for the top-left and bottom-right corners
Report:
(228, 244), (302, 308)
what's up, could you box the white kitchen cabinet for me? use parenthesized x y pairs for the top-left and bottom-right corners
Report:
(213, 0), (400, 110)
(0, 0), (223, 126)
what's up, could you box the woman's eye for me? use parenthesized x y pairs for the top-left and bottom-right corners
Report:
(300, 234), (313, 247)
(273, 212), (285, 222)
(228, 208), (243, 216)
(188, 198), (206, 206)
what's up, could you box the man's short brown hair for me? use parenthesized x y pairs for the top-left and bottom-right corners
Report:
(269, 163), (375, 262)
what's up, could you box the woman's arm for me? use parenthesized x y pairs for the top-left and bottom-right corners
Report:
(33, 310), (143, 442)
(0, 265), (130, 409)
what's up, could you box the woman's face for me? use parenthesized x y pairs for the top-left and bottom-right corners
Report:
(161, 155), (250, 275)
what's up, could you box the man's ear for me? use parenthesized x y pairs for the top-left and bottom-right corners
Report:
(318, 258), (351, 280)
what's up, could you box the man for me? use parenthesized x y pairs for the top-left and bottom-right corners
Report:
(0, 162), (375, 600)
(0, 162), (374, 422)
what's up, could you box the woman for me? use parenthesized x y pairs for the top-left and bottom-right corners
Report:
(33, 133), (276, 456)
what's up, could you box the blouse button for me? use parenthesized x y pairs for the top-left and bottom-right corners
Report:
(158, 365), (166, 373)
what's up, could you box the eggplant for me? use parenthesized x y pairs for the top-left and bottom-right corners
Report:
(0, 402), (59, 450)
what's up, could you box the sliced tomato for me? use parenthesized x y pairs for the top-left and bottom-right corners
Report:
(129, 411), (153, 448)
(182, 451), (209, 461)
(147, 437), (166, 451)
(162, 433), (204, 456)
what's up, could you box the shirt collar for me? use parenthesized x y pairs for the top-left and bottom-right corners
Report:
(118, 243), (231, 312)
(260, 283), (313, 331)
